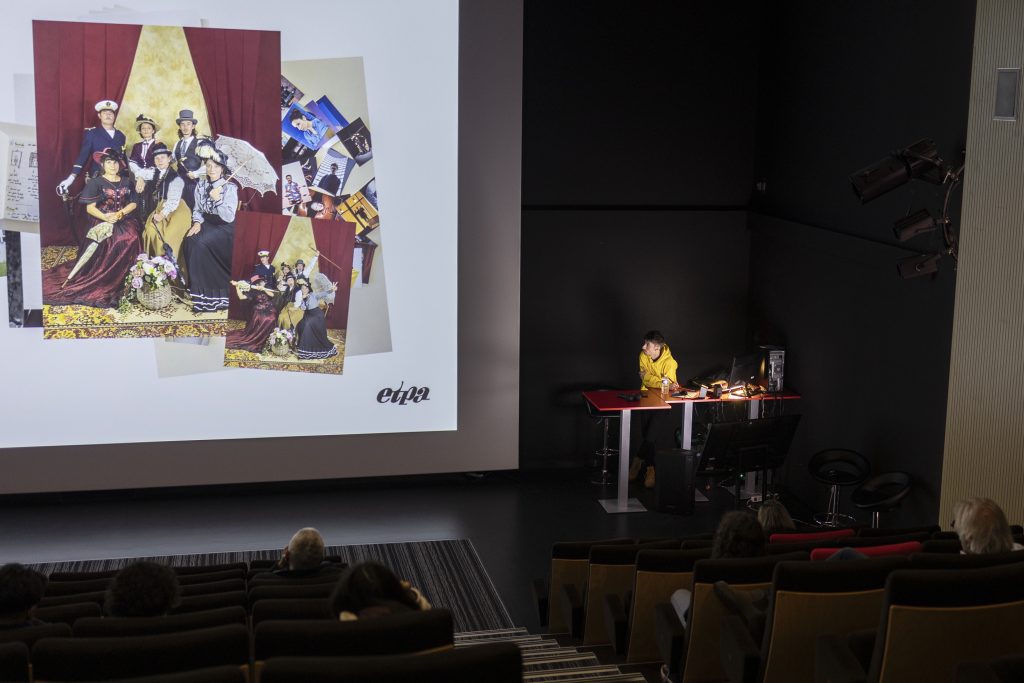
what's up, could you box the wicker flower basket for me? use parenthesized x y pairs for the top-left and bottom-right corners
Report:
(138, 284), (172, 311)
(269, 343), (290, 357)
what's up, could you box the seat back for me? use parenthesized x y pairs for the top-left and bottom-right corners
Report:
(253, 609), (454, 661)
(909, 551), (1024, 570)
(248, 571), (342, 587)
(73, 606), (247, 637)
(104, 666), (248, 683)
(0, 623), (71, 648)
(759, 557), (908, 683)
(545, 538), (632, 633)
(43, 577), (111, 596)
(251, 598), (333, 626)
(810, 541), (923, 561)
(33, 601), (102, 626)
(171, 591), (247, 615)
(180, 579), (246, 597)
(681, 552), (807, 683)
(625, 548), (711, 663)
(768, 528), (855, 544)
(868, 563), (1024, 683)
(48, 569), (118, 582)
(176, 569), (246, 586)
(582, 540), (679, 646)
(37, 589), (105, 608)
(247, 582), (335, 607)
(260, 642), (522, 683)
(31, 624), (250, 681)
(857, 525), (939, 538)
(173, 563), (248, 576)
(0, 642), (28, 683)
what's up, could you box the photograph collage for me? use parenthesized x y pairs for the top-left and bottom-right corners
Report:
(11, 21), (389, 376)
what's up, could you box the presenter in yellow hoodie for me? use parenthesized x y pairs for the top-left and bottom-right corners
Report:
(631, 330), (681, 488)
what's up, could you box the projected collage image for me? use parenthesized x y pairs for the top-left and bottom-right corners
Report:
(34, 22), (280, 341)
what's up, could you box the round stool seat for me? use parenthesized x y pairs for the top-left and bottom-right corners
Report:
(808, 449), (870, 487)
(852, 471), (911, 512)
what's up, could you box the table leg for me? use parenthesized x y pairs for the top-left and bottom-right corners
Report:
(681, 402), (693, 450)
(599, 408), (646, 513)
(748, 399), (760, 420)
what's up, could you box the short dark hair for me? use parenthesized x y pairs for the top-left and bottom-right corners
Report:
(105, 562), (180, 617)
(643, 330), (667, 345)
(329, 562), (420, 618)
(289, 108), (308, 123)
(0, 564), (47, 617)
(712, 511), (766, 559)
(330, 163), (338, 170)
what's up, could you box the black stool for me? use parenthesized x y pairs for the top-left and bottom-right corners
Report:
(852, 471), (912, 528)
(808, 449), (870, 527)
(584, 397), (619, 485)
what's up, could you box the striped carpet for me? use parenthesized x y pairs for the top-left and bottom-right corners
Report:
(30, 538), (513, 632)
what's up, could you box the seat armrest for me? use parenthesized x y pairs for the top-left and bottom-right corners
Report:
(530, 578), (548, 628)
(559, 583), (584, 640)
(603, 594), (628, 654)
(720, 614), (761, 683)
(655, 602), (687, 678)
(815, 633), (868, 683)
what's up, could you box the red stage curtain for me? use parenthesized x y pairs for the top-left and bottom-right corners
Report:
(310, 218), (356, 330)
(33, 21), (142, 247)
(183, 27), (282, 215)
(229, 213), (291, 321)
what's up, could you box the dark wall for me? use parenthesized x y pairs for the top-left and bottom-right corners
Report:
(748, 0), (976, 525)
(520, 211), (750, 468)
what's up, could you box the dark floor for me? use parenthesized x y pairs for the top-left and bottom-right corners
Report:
(0, 468), (741, 630)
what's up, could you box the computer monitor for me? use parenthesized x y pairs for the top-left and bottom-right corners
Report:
(728, 351), (767, 388)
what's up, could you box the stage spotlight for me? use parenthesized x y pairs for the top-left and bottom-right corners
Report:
(893, 209), (937, 242)
(896, 253), (941, 279)
(850, 139), (942, 203)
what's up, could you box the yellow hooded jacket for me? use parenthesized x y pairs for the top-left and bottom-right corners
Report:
(639, 345), (679, 390)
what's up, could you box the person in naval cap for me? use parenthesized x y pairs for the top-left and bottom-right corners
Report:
(56, 99), (126, 196)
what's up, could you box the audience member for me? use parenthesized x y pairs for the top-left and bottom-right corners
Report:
(954, 497), (1023, 554)
(329, 561), (431, 621)
(0, 564), (48, 629)
(105, 561), (180, 617)
(671, 511), (766, 626)
(757, 499), (796, 533)
(272, 527), (343, 579)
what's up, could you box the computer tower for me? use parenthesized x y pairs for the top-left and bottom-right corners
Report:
(654, 449), (697, 515)
(763, 346), (785, 392)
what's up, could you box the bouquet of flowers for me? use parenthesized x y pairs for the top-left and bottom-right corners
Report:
(268, 327), (294, 355)
(122, 254), (178, 311)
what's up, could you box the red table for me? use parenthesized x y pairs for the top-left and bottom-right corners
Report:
(583, 390), (670, 513)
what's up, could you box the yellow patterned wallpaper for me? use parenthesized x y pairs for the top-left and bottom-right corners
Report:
(119, 26), (213, 151)
(273, 217), (320, 279)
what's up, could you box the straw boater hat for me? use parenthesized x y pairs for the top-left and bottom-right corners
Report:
(175, 109), (197, 125)
(91, 147), (126, 169)
(95, 100), (118, 113)
(135, 114), (159, 134)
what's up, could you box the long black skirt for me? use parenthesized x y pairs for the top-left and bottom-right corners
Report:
(296, 306), (337, 360)
(182, 220), (234, 313)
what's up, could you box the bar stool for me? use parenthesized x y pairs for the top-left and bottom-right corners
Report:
(807, 448), (870, 527)
(852, 471), (912, 528)
(584, 396), (619, 485)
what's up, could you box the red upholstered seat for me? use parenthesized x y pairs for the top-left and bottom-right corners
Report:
(810, 541), (923, 561)
(769, 528), (855, 544)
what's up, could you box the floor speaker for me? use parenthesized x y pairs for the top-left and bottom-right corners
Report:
(654, 448), (697, 515)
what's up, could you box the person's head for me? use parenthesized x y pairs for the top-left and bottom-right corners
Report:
(285, 175), (293, 183)
(152, 143), (173, 171)
(93, 148), (124, 176)
(258, 250), (270, 265)
(281, 263), (292, 275)
(105, 562), (180, 617)
(757, 500), (796, 532)
(289, 108), (313, 131)
(329, 562), (421, 619)
(176, 110), (197, 138)
(330, 163), (338, 172)
(95, 99), (118, 128)
(295, 259), (306, 272)
(953, 497), (1015, 555)
(135, 114), (158, 140)
(284, 527), (326, 571)
(712, 511), (766, 559)
(250, 274), (266, 287)
(285, 274), (296, 287)
(642, 330), (667, 360)
(0, 564), (47, 622)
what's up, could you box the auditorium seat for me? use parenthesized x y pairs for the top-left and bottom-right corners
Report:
(251, 598), (333, 626)
(815, 563), (1024, 683)
(857, 524), (939, 538)
(38, 589), (105, 608)
(173, 563), (247, 576)
(179, 579), (246, 597)
(809, 541), (923, 560)
(247, 583), (335, 608)
(656, 552), (808, 683)
(768, 528), (855, 544)
(171, 591), (247, 615)
(531, 537), (632, 633)
(910, 551), (1024, 569)
(175, 569), (246, 586)
(0, 623), (71, 648)
(0, 642), (28, 682)
(612, 547), (711, 663)
(48, 569), (118, 581)
(717, 556), (908, 683)
(73, 606), (248, 637)
(253, 610), (454, 662)
(99, 666), (248, 683)
(248, 571), (344, 586)
(956, 654), (1024, 683)
(563, 540), (679, 645)
(32, 625), (250, 681)
(922, 538), (965, 553)
(932, 525), (1024, 541)
(43, 576), (112, 596)
(33, 600), (102, 626)
(260, 641), (522, 683)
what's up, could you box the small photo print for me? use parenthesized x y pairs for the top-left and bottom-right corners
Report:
(282, 161), (313, 212)
(359, 178), (378, 210)
(339, 191), (379, 234)
(311, 150), (355, 197)
(281, 75), (304, 109)
(315, 96), (349, 132)
(338, 117), (373, 165)
(282, 102), (332, 152)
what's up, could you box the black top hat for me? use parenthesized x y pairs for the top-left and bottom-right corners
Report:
(150, 142), (173, 158)
(176, 109), (198, 125)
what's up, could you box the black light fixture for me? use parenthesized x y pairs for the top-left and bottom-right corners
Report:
(850, 138), (964, 279)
